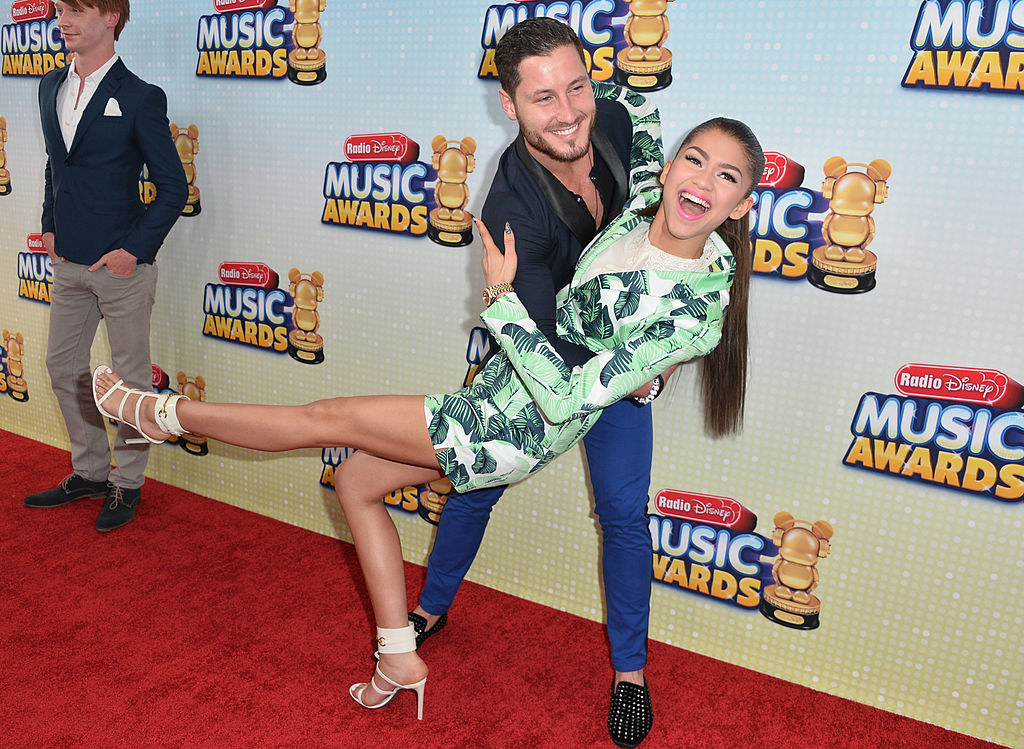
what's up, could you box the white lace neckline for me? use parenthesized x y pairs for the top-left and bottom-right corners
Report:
(581, 223), (719, 283)
(626, 223), (717, 271)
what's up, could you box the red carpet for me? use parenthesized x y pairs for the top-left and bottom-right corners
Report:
(0, 429), (1001, 748)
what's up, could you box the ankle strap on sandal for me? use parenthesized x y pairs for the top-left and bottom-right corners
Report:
(153, 393), (187, 436)
(376, 624), (417, 654)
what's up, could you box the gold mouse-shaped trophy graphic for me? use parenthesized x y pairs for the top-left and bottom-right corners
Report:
(176, 372), (208, 455)
(2, 330), (28, 402)
(0, 116), (11, 196)
(287, 268), (325, 364)
(808, 157), (892, 294)
(760, 512), (834, 630)
(171, 123), (201, 216)
(288, 0), (327, 85)
(428, 135), (476, 247)
(614, 0), (674, 92)
(417, 477), (454, 525)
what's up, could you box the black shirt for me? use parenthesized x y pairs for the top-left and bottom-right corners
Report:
(480, 96), (634, 369)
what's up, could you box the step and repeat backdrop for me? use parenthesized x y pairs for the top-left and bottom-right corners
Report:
(1, 1), (1021, 744)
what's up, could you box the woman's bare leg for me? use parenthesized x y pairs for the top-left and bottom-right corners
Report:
(93, 368), (440, 469)
(95, 367), (446, 708)
(334, 451), (444, 705)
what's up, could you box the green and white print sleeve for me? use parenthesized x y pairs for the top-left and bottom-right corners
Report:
(480, 281), (727, 425)
(591, 81), (664, 205)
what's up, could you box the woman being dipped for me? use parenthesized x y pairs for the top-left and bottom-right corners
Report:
(92, 117), (764, 719)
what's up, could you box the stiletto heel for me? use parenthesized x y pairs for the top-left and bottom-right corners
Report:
(349, 624), (428, 720)
(410, 677), (425, 721)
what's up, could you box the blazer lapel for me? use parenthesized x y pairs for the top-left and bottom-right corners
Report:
(590, 125), (627, 215)
(67, 58), (125, 157)
(42, 66), (70, 159)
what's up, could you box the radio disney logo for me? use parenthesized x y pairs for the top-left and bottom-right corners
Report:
(654, 489), (757, 531)
(345, 133), (420, 163)
(648, 490), (770, 609)
(749, 151), (827, 281)
(11, 0), (52, 21)
(845, 364), (1024, 503)
(219, 260), (277, 288)
(895, 363), (1022, 408)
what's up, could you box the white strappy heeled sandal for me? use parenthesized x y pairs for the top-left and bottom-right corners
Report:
(91, 366), (188, 445)
(349, 624), (427, 720)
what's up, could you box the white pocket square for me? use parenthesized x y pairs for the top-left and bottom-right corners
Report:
(103, 98), (121, 117)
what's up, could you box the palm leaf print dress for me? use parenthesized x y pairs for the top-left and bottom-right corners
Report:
(426, 83), (735, 492)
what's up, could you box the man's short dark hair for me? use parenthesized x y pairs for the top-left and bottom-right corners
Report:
(494, 18), (587, 97)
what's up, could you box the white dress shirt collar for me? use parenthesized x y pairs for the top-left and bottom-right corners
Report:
(67, 52), (120, 89)
(58, 53), (120, 151)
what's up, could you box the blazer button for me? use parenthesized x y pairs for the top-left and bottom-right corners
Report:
(65, 158), (72, 166)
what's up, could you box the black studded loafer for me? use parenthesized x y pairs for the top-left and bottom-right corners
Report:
(608, 677), (654, 748)
(408, 610), (448, 648)
(24, 473), (109, 508)
(95, 485), (142, 532)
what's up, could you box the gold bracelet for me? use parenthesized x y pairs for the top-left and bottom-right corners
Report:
(482, 282), (514, 306)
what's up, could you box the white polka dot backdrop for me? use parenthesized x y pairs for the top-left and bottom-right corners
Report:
(0, 2), (1020, 745)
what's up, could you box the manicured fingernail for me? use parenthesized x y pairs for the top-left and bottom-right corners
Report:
(504, 222), (512, 234)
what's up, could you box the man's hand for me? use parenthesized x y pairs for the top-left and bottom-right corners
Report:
(88, 248), (137, 275)
(476, 218), (517, 287)
(41, 232), (59, 264)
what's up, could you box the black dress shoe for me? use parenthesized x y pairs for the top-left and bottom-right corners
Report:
(608, 677), (654, 748)
(408, 610), (448, 648)
(95, 485), (142, 532)
(24, 473), (109, 508)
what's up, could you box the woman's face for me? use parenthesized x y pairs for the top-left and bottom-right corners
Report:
(650, 128), (755, 255)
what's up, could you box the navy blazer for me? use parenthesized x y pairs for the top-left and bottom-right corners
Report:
(480, 96), (633, 369)
(38, 58), (187, 265)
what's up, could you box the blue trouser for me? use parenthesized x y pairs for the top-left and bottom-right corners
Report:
(420, 398), (654, 672)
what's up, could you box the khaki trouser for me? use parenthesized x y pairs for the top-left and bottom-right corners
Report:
(46, 260), (158, 489)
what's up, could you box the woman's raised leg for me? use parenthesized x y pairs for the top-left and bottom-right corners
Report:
(92, 367), (440, 469)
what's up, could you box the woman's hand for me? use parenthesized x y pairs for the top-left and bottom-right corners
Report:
(476, 218), (517, 287)
(627, 363), (679, 400)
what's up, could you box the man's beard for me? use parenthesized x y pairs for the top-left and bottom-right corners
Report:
(521, 114), (595, 163)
